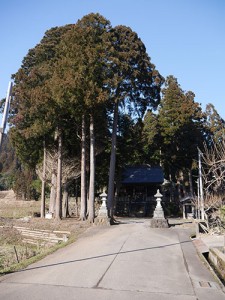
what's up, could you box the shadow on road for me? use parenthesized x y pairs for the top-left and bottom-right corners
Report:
(7, 239), (191, 274)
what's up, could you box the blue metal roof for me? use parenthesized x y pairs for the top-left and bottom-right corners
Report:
(121, 165), (164, 184)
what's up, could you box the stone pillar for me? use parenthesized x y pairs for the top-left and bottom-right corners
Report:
(183, 204), (186, 219)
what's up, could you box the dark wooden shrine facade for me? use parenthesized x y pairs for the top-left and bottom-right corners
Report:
(115, 165), (164, 217)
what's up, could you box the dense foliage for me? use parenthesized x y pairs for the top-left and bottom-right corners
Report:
(0, 134), (16, 190)
(6, 13), (163, 220)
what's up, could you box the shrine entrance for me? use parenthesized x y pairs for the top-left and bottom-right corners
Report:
(115, 165), (164, 217)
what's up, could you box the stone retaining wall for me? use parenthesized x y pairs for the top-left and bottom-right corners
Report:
(208, 247), (225, 281)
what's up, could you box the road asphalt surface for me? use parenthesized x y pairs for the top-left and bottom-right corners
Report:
(0, 218), (225, 299)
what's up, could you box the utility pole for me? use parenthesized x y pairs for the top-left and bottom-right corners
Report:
(196, 178), (200, 219)
(0, 82), (13, 150)
(198, 148), (204, 220)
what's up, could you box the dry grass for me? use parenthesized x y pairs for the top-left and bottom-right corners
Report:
(0, 200), (40, 219)
(0, 190), (40, 219)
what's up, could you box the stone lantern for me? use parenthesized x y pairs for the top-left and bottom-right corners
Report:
(153, 189), (165, 219)
(150, 189), (169, 228)
(95, 192), (110, 226)
(98, 192), (108, 218)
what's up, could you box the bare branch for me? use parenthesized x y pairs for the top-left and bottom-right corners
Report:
(36, 149), (81, 186)
(202, 139), (225, 194)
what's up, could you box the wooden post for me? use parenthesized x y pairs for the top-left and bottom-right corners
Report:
(198, 148), (204, 220)
(14, 246), (19, 263)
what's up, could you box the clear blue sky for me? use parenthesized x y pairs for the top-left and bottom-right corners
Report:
(1, 0), (224, 123)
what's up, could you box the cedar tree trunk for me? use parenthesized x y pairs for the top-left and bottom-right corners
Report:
(88, 114), (95, 223)
(80, 115), (87, 220)
(107, 101), (119, 218)
(55, 130), (62, 220)
(40, 140), (46, 218)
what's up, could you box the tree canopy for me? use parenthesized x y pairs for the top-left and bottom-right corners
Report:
(141, 75), (207, 187)
(205, 103), (225, 143)
(10, 13), (163, 219)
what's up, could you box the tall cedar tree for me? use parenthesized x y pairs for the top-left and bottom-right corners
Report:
(11, 25), (73, 218)
(106, 26), (163, 217)
(50, 14), (111, 221)
(158, 76), (205, 181)
(205, 103), (225, 144)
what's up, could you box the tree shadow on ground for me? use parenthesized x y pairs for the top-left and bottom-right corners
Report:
(6, 239), (191, 274)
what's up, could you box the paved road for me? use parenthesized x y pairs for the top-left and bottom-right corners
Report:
(0, 219), (224, 299)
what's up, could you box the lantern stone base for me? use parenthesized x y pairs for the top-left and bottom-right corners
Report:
(153, 206), (165, 219)
(150, 218), (169, 228)
(94, 216), (111, 226)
